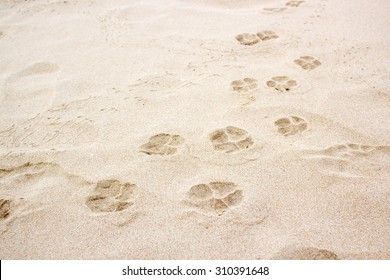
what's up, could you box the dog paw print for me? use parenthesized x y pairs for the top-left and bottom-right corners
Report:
(275, 116), (307, 136)
(321, 143), (378, 158)
(286, 1), (305, 7)
(273, 246), (339, 260)
(231, 78), (258, 93)
(235, 33), (259, 46)
(0, 199), (12, 219)
(186, 181), (243, 216)
(266, 76), (297, 92)
(140, 133), (184, 156)
(304, 143), (390, 178)
(85, 180), (137, 213)
(294, 56), (321, 70)
(263, 7), (287, 13)
(231, 78), (258, 106)
(209, 126), (254, 153)
(257, 30), (279, 41)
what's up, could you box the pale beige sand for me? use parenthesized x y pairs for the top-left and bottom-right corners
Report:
(0, 0), (389, 259)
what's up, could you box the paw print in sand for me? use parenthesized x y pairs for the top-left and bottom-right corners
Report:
(209, 126), (254, 153)
(286, 1), (305, 7)
(263, 7), (287, 12)
(86, 180), (137, 213)
(266, 76), (297, 92)
(235, 33), (259, 46)
(231, 78), (258, 93)
(273, 246), (339, 260)
(187, 181), (243, 216)
(140, 133), (184, 156)
(257, 30), (278, 41)
(275, 116), (307, 136)
(294, 56), (321, 70)
(320, 143), (378, 158)
(304, 143), (390, 178)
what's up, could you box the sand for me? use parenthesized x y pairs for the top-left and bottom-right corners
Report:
(0, 0), (389, 260)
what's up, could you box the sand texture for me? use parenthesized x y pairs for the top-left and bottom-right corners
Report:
(0, 0), (389, 259)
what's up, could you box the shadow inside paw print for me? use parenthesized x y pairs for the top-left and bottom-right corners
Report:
(294, 56), (321, 70)
(0, 199), (11, 219)
(86, 180), (137, 213)
(275, 116), (307, 136)
(266, 76), (297, 92)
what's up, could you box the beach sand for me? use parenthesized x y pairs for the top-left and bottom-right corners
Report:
(0, 0), (389, 259)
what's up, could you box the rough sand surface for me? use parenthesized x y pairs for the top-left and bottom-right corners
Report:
(0, 0), (389, 259)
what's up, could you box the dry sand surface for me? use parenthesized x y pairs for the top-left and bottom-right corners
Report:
(0, 0), (389, 259)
